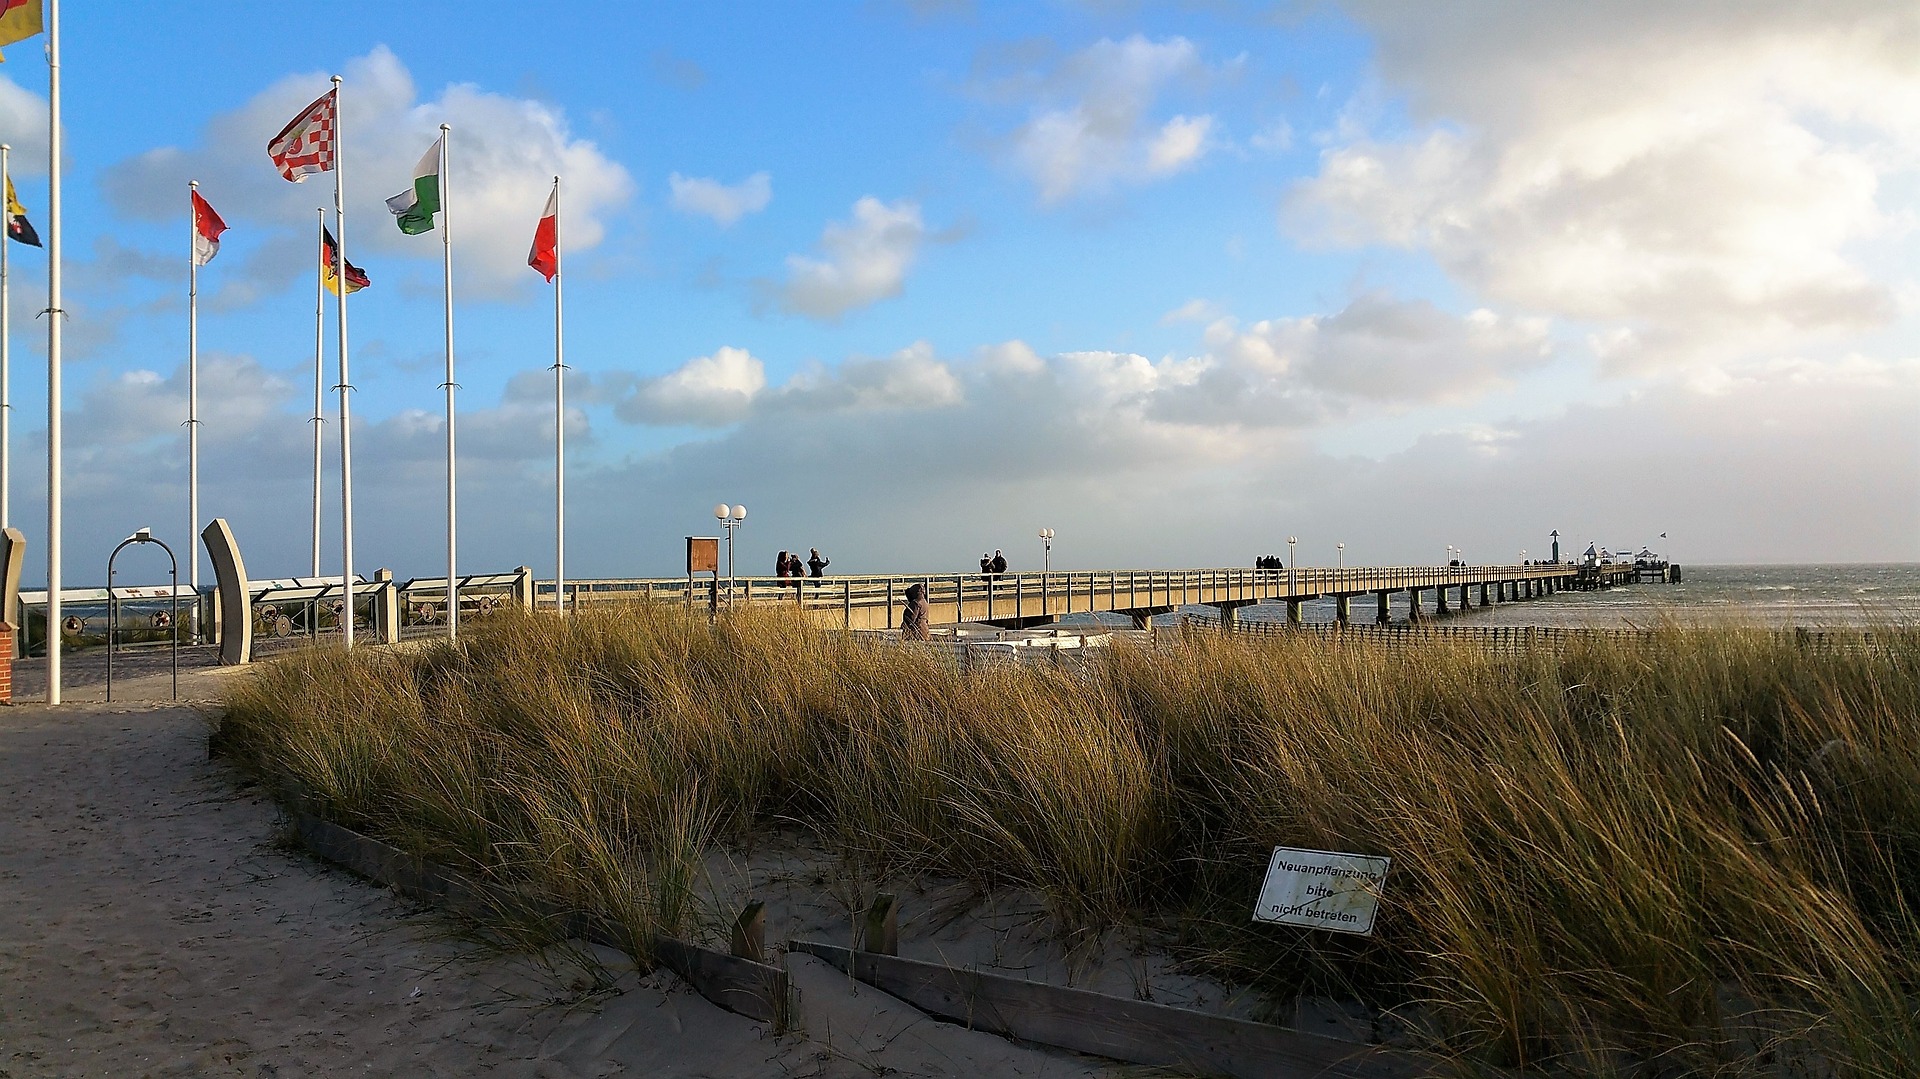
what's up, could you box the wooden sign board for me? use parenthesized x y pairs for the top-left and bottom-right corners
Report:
(1252, 846), (1390, 935)
(687, 536), (720, 574)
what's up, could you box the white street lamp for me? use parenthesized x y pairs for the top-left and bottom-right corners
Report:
(715, 503), (746, 605)
(1038, 528), (1055, 573)
(1287, 535), (1298, 595)
(1336, 541), (1345, 570)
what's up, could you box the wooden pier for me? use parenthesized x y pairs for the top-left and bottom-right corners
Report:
(538, 561), (1672, 632)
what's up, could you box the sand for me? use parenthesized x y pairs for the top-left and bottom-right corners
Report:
(0, 657), (1111, 1078)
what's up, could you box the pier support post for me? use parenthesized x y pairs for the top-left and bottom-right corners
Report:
(1478, 582), (1491, 607)
(1376, 590), (1390, 623)
(1408, 588), (1423, 621)
(1286, 599), (1303, 624)
(1459, 584), (1473, 610)
(1435, 586), (1450, 615)
(1130, 612), (1151, 630)
(1335, 594), (1351, 623)
(1217, 605), (1237, 634)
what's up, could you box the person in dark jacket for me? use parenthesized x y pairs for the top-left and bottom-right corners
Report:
(807, 548), (830, 578)
(989, 550), (1007, 574)
(775, 551), (791, 578)
(900, 582), (931, 640)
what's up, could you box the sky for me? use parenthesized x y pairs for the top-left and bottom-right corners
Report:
(0, 0), (1914, 586)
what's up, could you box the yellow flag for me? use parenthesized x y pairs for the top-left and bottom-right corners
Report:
(0, 0), (43, 60)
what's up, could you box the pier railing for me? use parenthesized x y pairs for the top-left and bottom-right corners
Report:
(535, 563), (1580, 631)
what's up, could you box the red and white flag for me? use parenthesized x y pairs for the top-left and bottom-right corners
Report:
(267, 89), (336, 182)
(527, 185), (559, 281)
(190, 189), (227, 266)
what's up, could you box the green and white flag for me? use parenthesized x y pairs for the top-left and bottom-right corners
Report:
(385, 134), (444, 235)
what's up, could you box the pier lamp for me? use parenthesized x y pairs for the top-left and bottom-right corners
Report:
(1039, 528), (1055, 573)
(1336, 541), (1344, 570)
(1287, 536), (1298, 593)
(715, 504), (746, 603)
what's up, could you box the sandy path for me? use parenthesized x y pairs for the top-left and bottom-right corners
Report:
(0, 682), (1107, 1078)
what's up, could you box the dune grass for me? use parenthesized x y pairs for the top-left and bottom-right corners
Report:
(219, 605), (1920, 1075)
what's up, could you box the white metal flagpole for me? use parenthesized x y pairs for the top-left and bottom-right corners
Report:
(45, 0), (62, 703)
(331, 74), (355, 649)
(440, 125), (457, 639)
(551, 176), (565, 616)
(311, 207), (323, 579)
(1, 143), (10, 533)
(187, 181), (200, 606)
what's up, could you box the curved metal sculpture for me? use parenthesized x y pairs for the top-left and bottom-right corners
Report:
(201, 518), (252, 666)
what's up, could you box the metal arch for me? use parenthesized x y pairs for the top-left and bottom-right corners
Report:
(106, 533), (179, 704)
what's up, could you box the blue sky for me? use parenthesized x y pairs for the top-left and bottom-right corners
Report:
(1, 1), (1915, 585)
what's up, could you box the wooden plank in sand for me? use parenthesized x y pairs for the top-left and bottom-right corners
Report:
(787, 939), (1440, 1079)
(289, 811), (789, 1029)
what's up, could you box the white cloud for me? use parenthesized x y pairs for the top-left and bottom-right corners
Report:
(0, 76), (49, 178)
(1145, 293), (1553, 428)
(998, 35), (1222, 202)
(102, 47), (633, 296)
(1160, 298), (1224, 325)
(1145, 114), (1213, 175)
(779, 342), (964, 413)
(669, 171), (771, 226)
(1289, 3), (1920, 367)
(618, 346), (766, 426)
(776, 197), (927, 320)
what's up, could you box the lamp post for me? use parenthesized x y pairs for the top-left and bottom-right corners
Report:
(1038, 528), (1054, 573)
(714, 503), (745, 606)
(1446, 544), (1456, 570)
(1287, 535), (1297, 596)
(1336, 541), (1344, 570)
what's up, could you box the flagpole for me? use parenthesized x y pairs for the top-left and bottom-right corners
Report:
(1, 143), (10, 534)
(311, 207), (323, 579)
(187, 181), (201, 615)
(45, 0), (62, 703)
(331, 74), (355, 649)
(551, 176), (565, 616)
(440, 125), (457, 639)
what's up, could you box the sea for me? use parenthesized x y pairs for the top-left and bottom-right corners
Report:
(1220, 564), (1920, 629)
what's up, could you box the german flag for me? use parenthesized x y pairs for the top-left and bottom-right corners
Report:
(321, 226), (369, 295)
(0, 0), (42, 62)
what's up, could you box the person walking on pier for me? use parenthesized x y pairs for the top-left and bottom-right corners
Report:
(807, 548), (830, 578)
(989, 550), (1007, 575)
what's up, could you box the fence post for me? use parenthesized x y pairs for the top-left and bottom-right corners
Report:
(843, 579), (852, 630)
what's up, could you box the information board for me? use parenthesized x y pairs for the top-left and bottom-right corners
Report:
(687, 536), (720, 574)
(1252, 846), (1390, 935)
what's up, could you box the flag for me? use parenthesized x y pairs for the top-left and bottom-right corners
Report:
(190, 189), (227, 266)
(384, 134), (443, 236)
(320, 227), (369, 295)
(0, 0), (41, 61)
(5, 174), (38, 247)
(268, 90), (337, 182)
(527, 185), (558, 281)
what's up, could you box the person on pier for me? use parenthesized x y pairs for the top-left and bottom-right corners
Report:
(807, 548), (830, 578)
(989, 550), (1007, 575)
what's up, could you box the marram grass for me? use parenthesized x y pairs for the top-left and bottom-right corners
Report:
(221, 605), (1920, 1075)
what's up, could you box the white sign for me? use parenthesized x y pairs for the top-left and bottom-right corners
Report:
(1252, 846), (1391, 935)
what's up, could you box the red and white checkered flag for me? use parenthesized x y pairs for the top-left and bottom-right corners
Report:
(267, 89), (336, 182)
